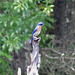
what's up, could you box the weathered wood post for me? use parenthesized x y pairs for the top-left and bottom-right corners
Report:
(27, 37), (41, 75)
(17, 67), (21, 75)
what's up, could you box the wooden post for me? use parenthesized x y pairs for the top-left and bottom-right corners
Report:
(27, 37), (41, 75)
(17, 67), (21, 75)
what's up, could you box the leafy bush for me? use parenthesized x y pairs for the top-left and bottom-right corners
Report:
(0, 0), (54, 52)
(0, 60), (13, 75)
(0, 0), (54, 74)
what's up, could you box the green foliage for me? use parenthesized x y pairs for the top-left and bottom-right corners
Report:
(0, 0), (54, 52)
(0, 60), (13, 75)
(66, 0), (71, 3)
(0, 0), (54, 74)
(0, 51), (12, 62)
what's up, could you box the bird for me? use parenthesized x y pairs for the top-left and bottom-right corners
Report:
(31, 22), (44, 45)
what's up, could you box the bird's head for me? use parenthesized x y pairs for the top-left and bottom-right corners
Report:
(37, 22), (44, 26)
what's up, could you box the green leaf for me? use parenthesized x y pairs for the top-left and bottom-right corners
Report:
(0, 51), (12, 59)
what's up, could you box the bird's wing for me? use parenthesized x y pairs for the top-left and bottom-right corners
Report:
(31, 29), (37, 44)
(32, 28), (37, 35)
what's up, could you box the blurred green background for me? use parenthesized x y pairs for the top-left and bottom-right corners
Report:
(0, 0), (54, 75)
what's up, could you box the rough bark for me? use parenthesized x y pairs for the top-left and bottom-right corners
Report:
(27, 37), (41, 75)
(54, 0), (75, 49)
(11, 49), (30, 75)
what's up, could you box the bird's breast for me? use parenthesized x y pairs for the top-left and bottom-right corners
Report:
(38, 26), (41, 31)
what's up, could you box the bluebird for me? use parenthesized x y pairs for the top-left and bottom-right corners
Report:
(31, 22), (44, 44)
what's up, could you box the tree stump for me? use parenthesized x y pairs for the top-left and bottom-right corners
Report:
(27, 37), (41, 75)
